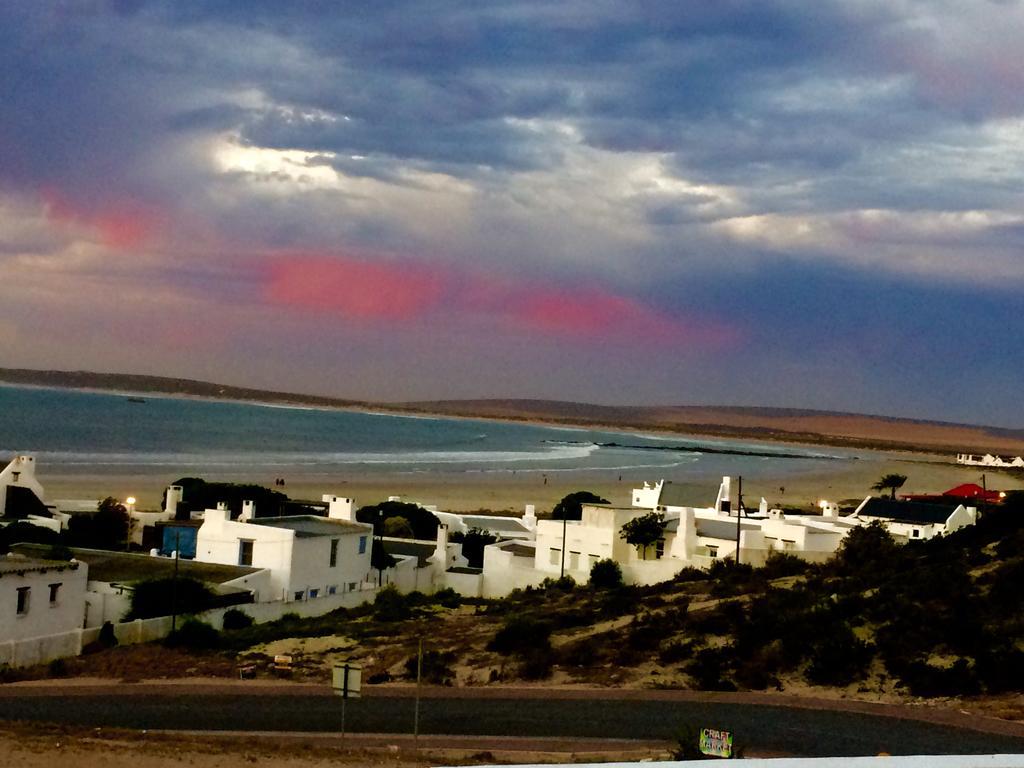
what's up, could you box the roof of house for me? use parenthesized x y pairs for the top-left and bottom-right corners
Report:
(459, 515), (531, 534)
(250, 515), (370, 537)
(0, 554), (81, 577)
(9, 544), (258, 584)
(857, 498), (960, 526)
(695, 518), (761, 540)
(503, 542), (536, 558)
(382, 539), (435, 567)
(657, 481), (694, 509)
(447, 566), (482, 575)
(902, 483), (1003, 504)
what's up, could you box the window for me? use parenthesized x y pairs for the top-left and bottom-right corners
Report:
(49, 583), (61, 605)
(347, 582), (356, 591)
(358, 536), (367, 554)
(569, 551), (580, 570)
(16, 587), (30, 615)
(707, 546), (719, 558)
(294, 590), (305, 601)
(11, 472), (19, 482)
(549, 547), (561, 566)
(655, 539), (665, 559)
(330, 539), (339, 567)
(328, 585), (337, 595)
(309, 588), (319, 599)
(238, 539), (254, 566)
(912, 528), (920, 538)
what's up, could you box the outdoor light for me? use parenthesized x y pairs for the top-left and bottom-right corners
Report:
(126, 496), (136, 505)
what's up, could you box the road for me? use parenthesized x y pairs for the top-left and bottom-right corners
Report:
(2, 683), (1023, 758)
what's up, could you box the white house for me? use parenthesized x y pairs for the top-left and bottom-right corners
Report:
(195, 501), (374, 603)
(852, 497), (978, 541)
(0, 553), (88, 644)
(0, 455), (71, 532)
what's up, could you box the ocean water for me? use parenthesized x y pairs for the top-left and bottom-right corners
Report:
(0, 385), (853, 479)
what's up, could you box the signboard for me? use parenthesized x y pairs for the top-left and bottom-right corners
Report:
(332, 661), (362, 699)
(699, 727), (733, 758)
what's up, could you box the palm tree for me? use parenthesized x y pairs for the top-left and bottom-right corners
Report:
(872, 473), (908, 500)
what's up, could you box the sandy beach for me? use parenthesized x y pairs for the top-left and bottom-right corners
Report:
(39, 449), (1024, 514)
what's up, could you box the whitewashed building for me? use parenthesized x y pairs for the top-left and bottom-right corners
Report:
(852, 497), (978, 541)
(195, 501), (374, 603)
(0, 554), (88, 643)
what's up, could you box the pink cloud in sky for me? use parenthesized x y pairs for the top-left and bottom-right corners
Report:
(263, 252), (739, 347)
(41, 187), (159, 249)
(265, 254), (446, 321)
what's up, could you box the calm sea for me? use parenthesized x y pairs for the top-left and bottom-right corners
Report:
(0, 385), (851, 479)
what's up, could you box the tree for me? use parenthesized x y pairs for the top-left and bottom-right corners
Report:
(68, 497), (130, 550)
(620, 512), (667, 559)
(590, 558), (624, 589)
(371, 537), (397, 585)
(551, 491), (609, 521)
(383, 516), (415, 538)
(454, 527), (497, 569)
(127, 577), (214, 620)
(872, 473), (908, 500)
(357, 501), (439, 539)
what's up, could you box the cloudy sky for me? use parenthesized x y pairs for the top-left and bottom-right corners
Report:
(2, 1), (1023, 425)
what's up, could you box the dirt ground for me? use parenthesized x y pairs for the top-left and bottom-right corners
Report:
(0, 723), (671, 768)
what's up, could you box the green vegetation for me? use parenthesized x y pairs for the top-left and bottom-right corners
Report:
(589, 558), (624, 589)
(871, 473), (908, 499)
(67, 497), (130, 549)
(620, 511), (667, 559)
(551, 491), (609, 521)
(127, 577), (215, 620)
(450, 527), (498, 568)
(356, 500), (439, 539)
(167, 478), (289, 519)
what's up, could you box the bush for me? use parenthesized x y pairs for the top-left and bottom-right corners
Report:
(98, 621), (119, 648)
(686, 647), (736, 691)
(898, 659), (980, 697)
(541, 575), (576, 592)
(488, 615), (552, 655)
(222, 608), (254, 630)
(373, 585), (411, 622)
(761, 552), (811, 579)
(404, 650), (456, 685)
(164, 619), (221, 650)
(517, 646), (555, 680)
(127, 577), (214, 620)
(48, 658), (69, 678)
(589, 558), (624, 589)
(432, 587), (462, 609)
(804, 623), (873, 687)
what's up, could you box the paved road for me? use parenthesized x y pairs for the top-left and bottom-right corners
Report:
(2, 686), (1023, 758)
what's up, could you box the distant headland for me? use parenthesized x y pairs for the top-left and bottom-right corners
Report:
(2, 366), (1022, 458)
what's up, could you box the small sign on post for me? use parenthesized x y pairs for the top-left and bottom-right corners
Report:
(332, 660), (362, 745)
(699, 727), (733, 758)
(333, 661), (362, 699)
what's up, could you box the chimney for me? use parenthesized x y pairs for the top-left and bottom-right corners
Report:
(324, 495), (356, 522)
(758, 497), (768, 516)
(166, 485), (183, 517)
(523, 504), (537, 530)
(430, 523), (449, 566)
(716, 477), (732, 514)
(240, 500), (255, 522)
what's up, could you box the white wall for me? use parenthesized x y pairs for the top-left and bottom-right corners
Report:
(196, 509), (373, 602)
(0, 559), (88, 643)
(0, 455), (47, 516)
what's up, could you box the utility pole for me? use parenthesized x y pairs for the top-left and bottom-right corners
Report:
(413, 636), (423, 744)
(171, 529), (180, 633)
(559, 513), (567, 579)
(734, 476), (743, 565)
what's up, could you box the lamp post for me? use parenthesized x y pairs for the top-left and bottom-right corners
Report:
(734, 476), (743, 565)
(559, 513), (568, 579)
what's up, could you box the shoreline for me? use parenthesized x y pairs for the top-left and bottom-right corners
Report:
(1, 378), (1011, 460)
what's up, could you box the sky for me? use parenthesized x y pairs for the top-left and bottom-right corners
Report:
(2, 1), (1023, 426)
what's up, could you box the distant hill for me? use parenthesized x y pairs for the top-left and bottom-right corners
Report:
(2, 367), (1023, 456)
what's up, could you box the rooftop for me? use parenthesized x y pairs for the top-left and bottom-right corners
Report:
(459, 514), (531, 533)
(250, 515), (370, 537)
(857, 498), (962, 526)
(10, 544), (259, 584)
(0, 554), (81, 577)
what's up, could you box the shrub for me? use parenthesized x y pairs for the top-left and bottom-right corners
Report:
(761, 552), (811, 579)
(432, 587), (462, 609)
(488, 615), (552, 655)
(589, 558), (624, 589)
(47, 658), (69, 678)
(404, 650), (456, 685)
(804, 623), (873, 687)
(541, 575), (576, 592)
(517, 646), (555, 680)
(898, 659), (980, 697)
(98, 621), (119, 648)
(222, 608), (254, 630)
(659, 639), (697, 665)
(373, 585), (411, 622)
(164, 619), (221, 650)
(686, 647), (736, 691)
(127, 577), (214, 620)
